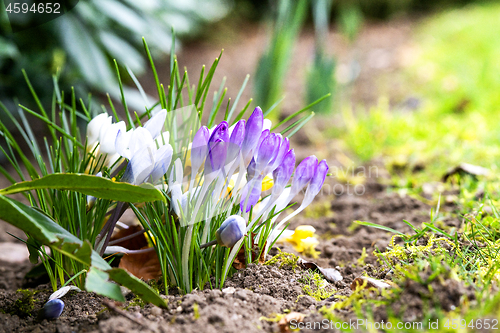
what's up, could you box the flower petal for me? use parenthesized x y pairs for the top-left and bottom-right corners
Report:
(143, 109), (167, 139)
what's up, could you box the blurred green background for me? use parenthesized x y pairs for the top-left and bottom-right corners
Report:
(0, 0), (490, 113)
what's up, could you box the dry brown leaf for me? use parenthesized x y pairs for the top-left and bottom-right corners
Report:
(110, 225), (148, 250)
(278, 312), (305, 333)
(298, 258), (343, 282)
(233, 233), (266, 270)
(119, 248), (162, 281)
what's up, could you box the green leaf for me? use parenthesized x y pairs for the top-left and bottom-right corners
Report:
(354, 220), (406, 236)
(0, 174), (166, 203)
(86, 268), (125, 302)
(0, 194), (164, 303)
(107, 268), (168, 308)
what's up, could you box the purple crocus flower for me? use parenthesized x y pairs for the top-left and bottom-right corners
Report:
(255, 132), (279, 174)
(227, 120), (246, 163)
(289, 155), (318, 198)
(209, 121), (229, 144)
(240, 174), (264, 213)
(305, 159), (329, 199)
(269, 136), (289, 172)
(205, 138), (227, 174)
(272, 149), (296, 196)
(191, 126), (209, 174)
(241, 107), (263, 164)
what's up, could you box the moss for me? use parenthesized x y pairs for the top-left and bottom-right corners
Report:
(299, 271), (335, 301)
(125, 295), (146, 309)
(375, 234), (455, 266)
(11, 289), (40, 317)
(265, 249), (300, 270)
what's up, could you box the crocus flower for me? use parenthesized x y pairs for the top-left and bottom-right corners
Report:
(215, 215), (247, 248)
(267, 158), (329, 249)
(86, 113), (124, 167)
(227, 120), (246, 164)
(241, 107), (263, 165)
(288, 155), (318, 199)
(191, 126), (209, 176)
(86, 113), (111, 148)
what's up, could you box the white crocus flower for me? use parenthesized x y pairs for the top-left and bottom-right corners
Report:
(263, 118), (272, 131)
(117, 128), (173, 185)
(86, 113), (126, 168)
(86, 113), (111, 148)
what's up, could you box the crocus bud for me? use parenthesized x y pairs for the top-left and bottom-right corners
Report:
(205, 139), (227, 174)
(40, 299), (64, 320)
(241, 107), (263, 163)
(208, 121), (229, 144)
(227, 120), (246, 163)
(269, 136), (289, 172)
(255, 133), (279, 173)
(150, 144), (174, 183)
(215, 215), (246, 248)
(100, 121), (126, 154)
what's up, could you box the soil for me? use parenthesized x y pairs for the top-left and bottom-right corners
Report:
(0, 17), (470, 333)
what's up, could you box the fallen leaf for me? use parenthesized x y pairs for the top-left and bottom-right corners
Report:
(233, 233), (266, 270)
(119, 248), (161, 281)
(110, 224), (148, 250)
(350, 276), (395, 291)
(278, 312), (305, 333)
(442, 163), (488, 182)
(298, 258), (343, 282)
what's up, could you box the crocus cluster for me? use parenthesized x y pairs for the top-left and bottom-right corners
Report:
(87, 106), (328, 253)
(170, 106), (329, 243)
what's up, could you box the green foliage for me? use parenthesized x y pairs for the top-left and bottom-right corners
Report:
(336, 3), (500, 191)
(254, 0), (308, 115)
(299, 271), (335, 301)
(0, 193), (167, 307)
(306, 0), (336, 115)
(265, 249), (300, 270)
(0, 0), (231, 108)
(0, 173), (165, 203)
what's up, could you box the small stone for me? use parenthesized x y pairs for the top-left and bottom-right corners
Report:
(150, 306), (162, 316)
(222, 287), (236, 294)
(234, 289), (252, 301)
